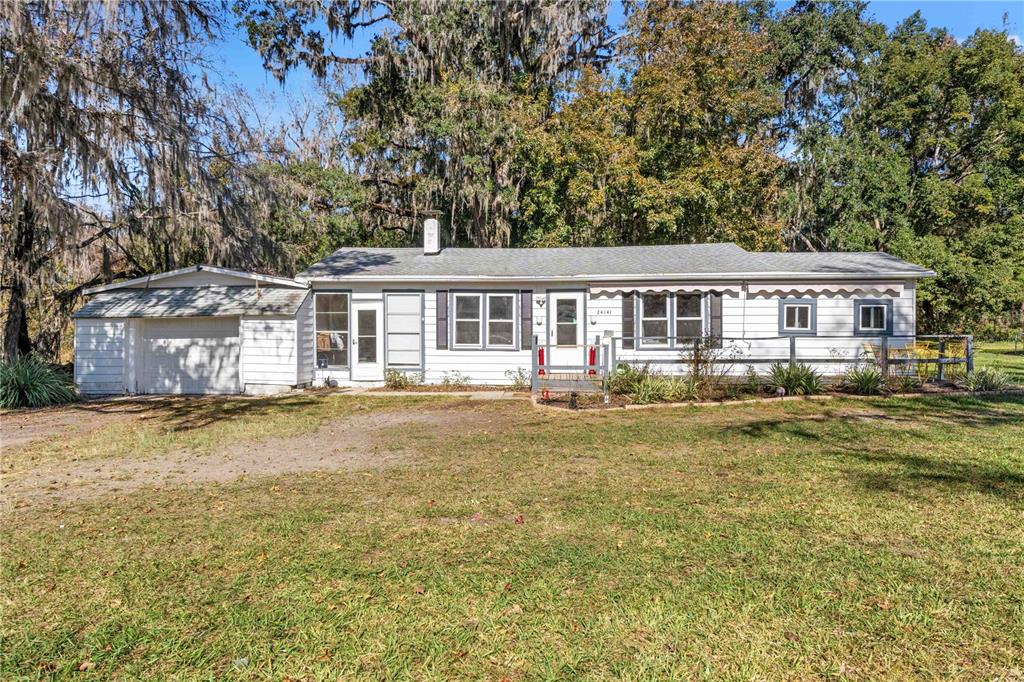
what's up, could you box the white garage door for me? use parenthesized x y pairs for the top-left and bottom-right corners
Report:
(141, 317), (240, 394)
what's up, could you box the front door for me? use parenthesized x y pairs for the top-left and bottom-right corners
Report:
(548, 291), (586, 367)
(351, 300), (384, 381)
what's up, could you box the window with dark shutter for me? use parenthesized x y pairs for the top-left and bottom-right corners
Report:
(435, 290), (448, 349)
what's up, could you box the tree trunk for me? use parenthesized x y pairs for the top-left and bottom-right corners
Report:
(2, 202), (36, 361)
(2, 288), (31, 361)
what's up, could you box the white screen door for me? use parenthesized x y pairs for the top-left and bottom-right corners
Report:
(351, 300), (384, 381)
(548, 291), (586, 367)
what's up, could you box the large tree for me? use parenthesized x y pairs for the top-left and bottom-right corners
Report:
(516, 1), (783, 249)
(238, 0), (613, 247)
(1, 0), (276, 360)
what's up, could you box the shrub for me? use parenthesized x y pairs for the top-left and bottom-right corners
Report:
(666, 374), (701, 402)
(608, 362), (654, 396)
(384, 369), (422, 390)
(965, 367), (1013, 392)
(504, 368), (531, 391)
(742, 365), (763, 395)
(766, 362), (823, 396)
(0, 354), (78, 409)
(842, 366), (886, 395)
(889, 373), (922, 394)
(631, 375), (670, 404)
(440, 371), (470, 389)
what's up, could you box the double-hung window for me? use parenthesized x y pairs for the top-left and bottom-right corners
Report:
(453, 293), (483, 347)
(778, 298), (817, 336)
(676, 294), (703, 342)
(487, 294), (515, 347)
(315, 293), (350, 368)
(640, 293), (670, 346)
(452, 292), (518, 349)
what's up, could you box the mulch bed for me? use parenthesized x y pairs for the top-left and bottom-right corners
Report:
(370, 384), (529, 393)
(537, 382), (978, 411)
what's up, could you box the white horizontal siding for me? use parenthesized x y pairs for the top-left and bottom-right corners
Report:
(75, 319), (126, 394)
(303, 279), (920, 383)
(241, 317), (297, 387)
(420, 286), (538, 385)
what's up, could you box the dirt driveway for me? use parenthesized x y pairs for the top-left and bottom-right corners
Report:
(1, 396), (504, 508)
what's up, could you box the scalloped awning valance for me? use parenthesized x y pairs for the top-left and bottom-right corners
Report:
(590, 283), (742, 296)
(748, 282), (903, 298)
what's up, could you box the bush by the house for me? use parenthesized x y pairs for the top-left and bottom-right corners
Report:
(842, 366), (886, 395)
(504, 368), (531, 391)
(630, 373), (702, 405)
(384, 369), (423, 390)
(889, 372), (922, 394)
(608, 362), (654, 396)
(0, 354), (78, 409)
(440, 371), (470, 389)
(965, 367), (1013, 392)
(766, 362), (824, 396)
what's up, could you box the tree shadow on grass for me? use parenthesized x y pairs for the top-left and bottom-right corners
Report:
(735, 395), (1024, 440)
(72, 394), (325, 432)
(727, 395), (1024, 502)
(839, 445), (1024, 502)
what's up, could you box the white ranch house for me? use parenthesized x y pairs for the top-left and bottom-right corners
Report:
(73, 225), (935, 395)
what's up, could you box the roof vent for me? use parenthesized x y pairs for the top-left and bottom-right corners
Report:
(423, 218), (441, 255)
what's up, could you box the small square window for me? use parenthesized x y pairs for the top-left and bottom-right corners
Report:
(860, 305), (886, 331)
(784, 304), (811, 330)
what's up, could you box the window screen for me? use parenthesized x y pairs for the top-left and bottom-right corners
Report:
(315, 293), (349, 368)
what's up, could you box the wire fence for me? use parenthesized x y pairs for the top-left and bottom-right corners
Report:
(531, 334), (974, 394)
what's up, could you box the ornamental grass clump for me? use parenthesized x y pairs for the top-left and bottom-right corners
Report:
(842, 366), (886, 395)
(0, 355), (78, 409)
(766, 362), (824, 396)
(965, 367), (1013, 392)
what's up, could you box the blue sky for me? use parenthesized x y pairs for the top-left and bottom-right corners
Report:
(210, 1), (1023, 126)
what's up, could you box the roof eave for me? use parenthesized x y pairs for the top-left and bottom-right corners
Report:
(297, 270), (935, 283)
(84, 265), (307, 295)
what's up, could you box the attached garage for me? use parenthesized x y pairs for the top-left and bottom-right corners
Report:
(140, 317), (241, 394)
(73, 265), (311, 396)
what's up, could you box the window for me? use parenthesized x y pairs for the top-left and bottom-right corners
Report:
(487, 294), (515, 347)
(453, 293), (482, 347)
(854, 299), (893, 336)
(315, 293), (349, 368)
(778, 298), (817, 336)
(640, 293), (669, 345)
(784, 305), (811, 330)
(860, 305), (886, 331)
(555, 298), (578, 346)
(676, 294), (703, 341)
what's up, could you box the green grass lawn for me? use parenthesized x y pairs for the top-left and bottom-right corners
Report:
(976, 341), (1024, 383)
(2, 394), (1023, 679)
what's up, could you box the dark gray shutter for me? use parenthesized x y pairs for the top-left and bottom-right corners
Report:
(622, 292), (635, 349)
(709, 293), (723, 348)
(436, 290), (448, 349)
(520, 290), (533, 349)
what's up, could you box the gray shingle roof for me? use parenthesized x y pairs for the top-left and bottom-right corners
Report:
(297, 243), (934, 281)
(73, 286), (309, 319)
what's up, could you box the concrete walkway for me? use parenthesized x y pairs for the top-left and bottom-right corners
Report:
(353, 388), (526, 400)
